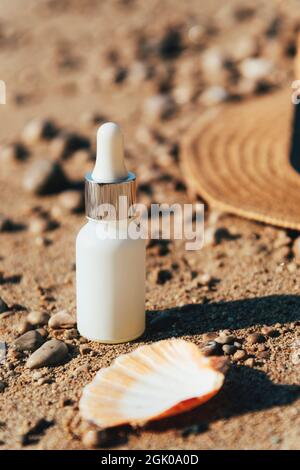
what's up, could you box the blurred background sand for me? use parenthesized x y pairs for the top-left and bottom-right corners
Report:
(0, 0), (299, 450)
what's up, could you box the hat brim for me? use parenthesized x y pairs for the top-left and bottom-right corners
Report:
(181, 89), (300, 230)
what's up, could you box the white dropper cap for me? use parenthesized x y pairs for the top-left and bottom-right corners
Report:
(92, 122), (128, 183)
(85, 122), (136, 221)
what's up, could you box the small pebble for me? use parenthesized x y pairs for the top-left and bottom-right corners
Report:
(287, 262), (297, 273)
(244, 358), (255, 367)
(58, 190), (83, 213)
(187, 24), (206, 46)
(0, 297), (9, 314)
(82, 430), (103, 449)
(233, 349), (247, 361)
(23, 160), (68, 195)
(202, 332), (217, 341)
(32, 371), (45, 381)
(222, 344), (237, 355)
(27, 311), (50, 326)
(229, 35), (258, 62)
(49, 132), (90, 160)
(129, 62), (150, 84)
(1, 142), (28, 162)
(48, 311), (76, 329)
(72, 364), (90, 376)
(198, 273), (212, 285)
(26, 339), (68, 369)
(239, 57), (274, 81)
(261, 326), (279, 338)
(14, 330), (45, 352)
(247, 333), (266, 345)
(29, 217), (51, 234)
(202, 340), (222, 356)
(0, 381), (7, 393)
(21, 119), (57, 145)
(215, 334), (236, 345)
(82, 429), (120, 449)
(37, 376), (52, 385)
(201, 47), (224, 77)
(17, 320), (32, 335)
(144, 94), (176, 121)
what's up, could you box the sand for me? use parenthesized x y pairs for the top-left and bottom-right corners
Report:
(0, 0), (299, 450)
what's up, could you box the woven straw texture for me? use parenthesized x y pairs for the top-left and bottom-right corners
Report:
(181, 89), (300, 230)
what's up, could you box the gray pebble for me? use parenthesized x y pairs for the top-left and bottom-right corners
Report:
(233, 349), (247, 361)
(216, 334), (236, 345)
(14, 330), (45, 352)
(32, 371), (45, 381)
(202, 340), (222, 356)
(26, 339), (68, 369)
(23, 159), (68, 195)
(48, 311), (76, 329)
(247, 333), (266, 345)
(222, 344), (237, 355)
(0, 381), (7, 392)
(27, 311), (50, 326)
(17, 320), (33, 335)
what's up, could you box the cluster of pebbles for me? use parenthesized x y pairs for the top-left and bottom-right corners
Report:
(91, 3), (300, 118)
(201, 326), (281, 365)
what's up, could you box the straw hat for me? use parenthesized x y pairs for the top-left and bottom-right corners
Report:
(181, 76), (300, 230)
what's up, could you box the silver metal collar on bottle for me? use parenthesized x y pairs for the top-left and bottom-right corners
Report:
(85, 171), (136, 221)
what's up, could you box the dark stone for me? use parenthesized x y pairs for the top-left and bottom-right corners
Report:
(23, 160), (69, 195)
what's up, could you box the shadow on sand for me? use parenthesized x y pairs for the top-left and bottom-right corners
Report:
(136, 295), (300, 434)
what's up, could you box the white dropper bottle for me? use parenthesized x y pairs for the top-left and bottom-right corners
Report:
(76, 122), (145, 343)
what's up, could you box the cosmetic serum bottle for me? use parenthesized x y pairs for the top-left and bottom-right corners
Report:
(76, 122), (145, 343)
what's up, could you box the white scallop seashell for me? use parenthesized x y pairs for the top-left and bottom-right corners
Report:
(80, 339), (228, 428)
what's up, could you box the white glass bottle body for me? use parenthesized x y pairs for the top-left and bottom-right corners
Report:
(76, 218), (145, 343)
